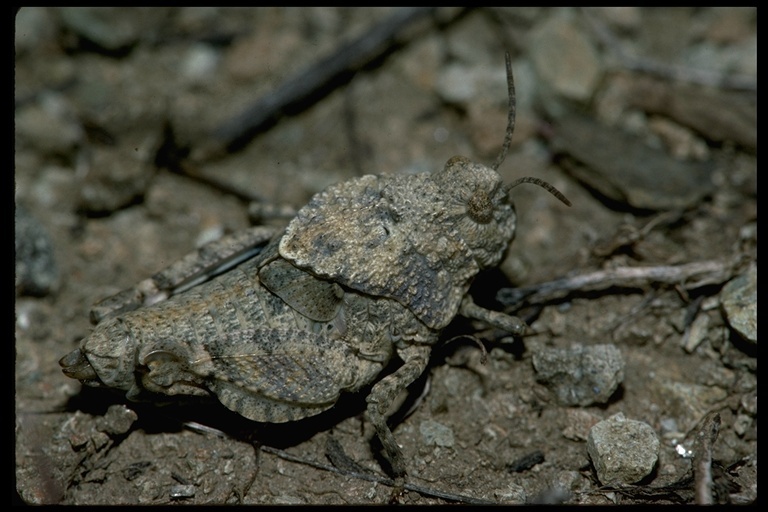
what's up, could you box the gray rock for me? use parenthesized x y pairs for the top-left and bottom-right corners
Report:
(15, 205), (60, 297)
(628, 77), (756, 150)
(56, 7), (166, 53)
(436, 62), (505, 106)
(532, 343), (624, 406)
(550, 113), (715, 211)
(587, 413), (659, 485)
(529, 15), (602, 104)
(15, 95), (82, 157)
(15, 7), (58, 54)
(78, 145), (153, 214)
(169, 484), (196, 500)
(720, 263), (757, 344)
(96, 405), (138, 436)
(420, 419), (454, 447)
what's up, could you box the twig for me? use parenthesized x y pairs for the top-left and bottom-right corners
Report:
(190, 7), (457, 162)
(260, 445), (497, 505)
(497, 259), (736, 308)
(183, 421), (497, 504)
(692, 413), (721, 505)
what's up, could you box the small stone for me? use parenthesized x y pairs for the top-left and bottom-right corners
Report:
(182, 43), (220, 83)
(15, 95), (82, 156)
(592, 7), (642, 31)
(733, 414), (753, 437)
(15, 205), (60, 297)
(494, 482), (527, 504)
(587, 413), (659, 485)
(529, 15), (602, 103)
(56, 7), (152, 53)
(550, 113), (716, 211)
(681, 311), (710, 353)
(532, 344), (624, 406)
(96, 405), (138, 436)
(435, 63), (481, 104)
(419, 419), (454, 447)
(169, 484), (196, 500)
(78, 145), (153, 214)
(720, 263), (757, 344)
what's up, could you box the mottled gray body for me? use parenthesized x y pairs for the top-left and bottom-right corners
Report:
(59, 55), (569, 485)
(68, 235), (434, 424)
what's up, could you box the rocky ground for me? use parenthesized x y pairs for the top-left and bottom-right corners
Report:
(15, 7), (756, 504)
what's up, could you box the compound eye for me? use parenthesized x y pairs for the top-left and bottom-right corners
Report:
(467, 189), (494, 224)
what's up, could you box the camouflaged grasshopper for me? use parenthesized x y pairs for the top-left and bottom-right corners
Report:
(59, 54), (570, 484)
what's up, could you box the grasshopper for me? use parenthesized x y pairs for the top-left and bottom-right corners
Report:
(59, 53), (570, 486)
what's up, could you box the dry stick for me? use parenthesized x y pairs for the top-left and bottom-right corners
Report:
(178, 7), (459, 203)
(497, 259), (735, 308)
(190, 7), (454, 163)
(259, 446), (497, 505)
(693, 413), (721, 505)
(183, 422), (496, 504)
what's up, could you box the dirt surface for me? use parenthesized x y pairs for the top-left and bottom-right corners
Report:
(15, 7), (756, 505)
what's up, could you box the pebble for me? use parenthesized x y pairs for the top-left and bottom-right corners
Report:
(96, 405), (138, 436)
(15, 94), (82, 156)
(551, 112), (715, 211)
(494, 482), (526, 504)
(628, 78), (756, 150)
(435, 61), (505, 106)
(15, 205), (60, 297)
(14, 7), (58, 54)
(169, 485), (196, 500)
(56, 7), (150, 53)
(532, 343), (624, 406)
(182, 43), (221, 84)
(587, 413), (659, 485)
(77, 146), (153, 214)
(681, 310), (711, 354)
(419, 419), (454, 447)
(720, 263), (757, 344)
(528, 14), (602, 105)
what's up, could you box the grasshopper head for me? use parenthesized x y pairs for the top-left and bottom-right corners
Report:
(433, 155), (517, 269)
(433, 53), (570, 270)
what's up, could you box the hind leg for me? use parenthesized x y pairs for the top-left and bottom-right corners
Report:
(366, 343), (431, 493)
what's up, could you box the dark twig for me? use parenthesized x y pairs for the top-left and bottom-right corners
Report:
(183, 421), (496, 504)
(497, 259), (736, 308)
(693, 413), (721, 505)
(191, 7), (456, 162)
(260, 445), (497, 504)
